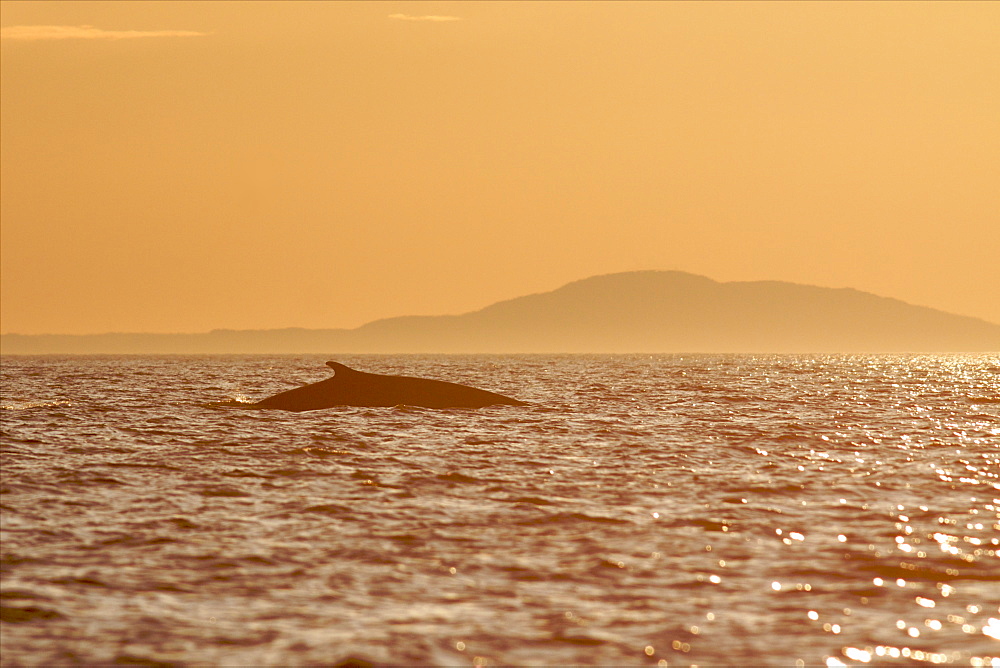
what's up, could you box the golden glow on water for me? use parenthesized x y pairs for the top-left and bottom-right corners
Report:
(2, 354), (998, 665)
(735, 397), (999, 667)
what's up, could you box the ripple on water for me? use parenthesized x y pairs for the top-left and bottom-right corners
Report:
(0, 354), (998, 666)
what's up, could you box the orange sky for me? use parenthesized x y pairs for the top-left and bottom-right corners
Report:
(2, 1), (998, 335)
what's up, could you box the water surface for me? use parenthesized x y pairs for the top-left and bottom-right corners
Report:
(1, 354), (998, 666)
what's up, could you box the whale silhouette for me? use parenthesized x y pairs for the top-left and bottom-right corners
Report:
(253, 361), (528, 411)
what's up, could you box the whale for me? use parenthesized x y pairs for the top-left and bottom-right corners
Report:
(252, 361), (528, 411)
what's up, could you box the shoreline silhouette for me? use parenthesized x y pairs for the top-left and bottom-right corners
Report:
(2, 271), (997, 354)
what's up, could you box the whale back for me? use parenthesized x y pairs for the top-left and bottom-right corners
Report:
(325, 361), (358, 376)
(253, 361), (526, 411)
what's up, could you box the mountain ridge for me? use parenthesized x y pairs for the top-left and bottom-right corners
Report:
(2, 271), (997, 354)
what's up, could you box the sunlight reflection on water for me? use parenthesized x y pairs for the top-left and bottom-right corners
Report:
(1, 354), (998, 665)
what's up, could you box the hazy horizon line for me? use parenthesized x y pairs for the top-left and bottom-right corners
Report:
(3, 270), (999, 338)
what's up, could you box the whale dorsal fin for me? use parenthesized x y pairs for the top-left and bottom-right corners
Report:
(325, 361), (357, 376)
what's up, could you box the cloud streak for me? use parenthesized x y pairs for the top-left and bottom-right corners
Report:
(387, 14), (462, 22)
(0, 25), (209, 41)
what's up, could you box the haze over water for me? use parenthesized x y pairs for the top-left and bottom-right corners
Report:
(2, 354), (998, 666)
(3, 1), (999, 335)
(2, 2), (1000, 665)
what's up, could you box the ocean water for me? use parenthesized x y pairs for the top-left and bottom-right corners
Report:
(1, 354), (998, 667)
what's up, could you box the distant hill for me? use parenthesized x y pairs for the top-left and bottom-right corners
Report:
(2, 271), (998, 354)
